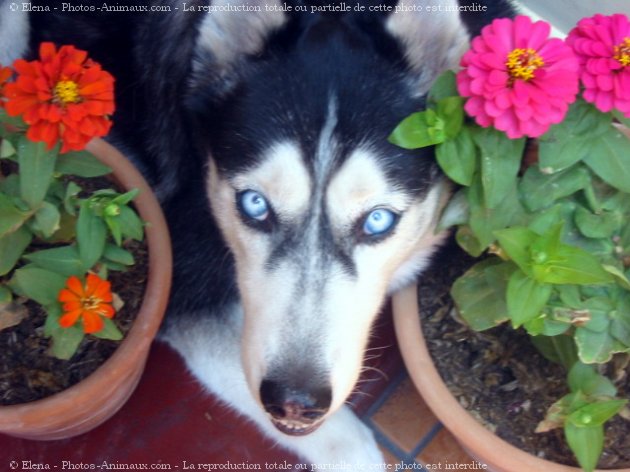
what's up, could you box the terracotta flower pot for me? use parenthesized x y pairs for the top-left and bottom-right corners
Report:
(392, 284), (630, 472)
(0, 138), (172, 440)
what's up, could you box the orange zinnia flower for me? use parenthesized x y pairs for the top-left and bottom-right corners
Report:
(3, 43), (115, 152)
(0, 65), (12, 107)
(58, 273), (116, 334)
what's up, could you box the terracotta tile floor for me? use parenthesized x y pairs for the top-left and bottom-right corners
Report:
(365, 374), (473, 468)
(0, 306), (470, 470)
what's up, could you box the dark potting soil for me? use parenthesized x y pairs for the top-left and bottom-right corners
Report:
(0, 239), (147, 405)
(417, 238), (630, 469)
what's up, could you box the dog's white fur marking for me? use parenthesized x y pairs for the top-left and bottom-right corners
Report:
(0, 4), (29, 65)
(314, 97), (339, 183)
(386, 0), (470, 94)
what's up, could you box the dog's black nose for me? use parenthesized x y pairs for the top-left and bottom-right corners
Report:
(260, 378), (332, 423)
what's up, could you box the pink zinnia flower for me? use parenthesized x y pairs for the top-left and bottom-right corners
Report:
(566, 13), (630, 117)
(457, 16), (579, 139)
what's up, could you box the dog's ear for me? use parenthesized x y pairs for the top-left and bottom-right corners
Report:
(385, 0), (471, 94)
(0, 2), (30, 65)
(191, 0), (288, 97)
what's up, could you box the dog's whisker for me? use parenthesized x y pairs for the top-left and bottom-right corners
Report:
(363, 354), (383, 363)
(363, 344), (393, 353)
(359, 365), (389, 381)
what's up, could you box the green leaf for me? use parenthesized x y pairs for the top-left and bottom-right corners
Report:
(564, 422), (603, 472)
(0, 192), (30, 238)
(12, 267), (67, 305)
(524, 313), (570, 337)
(539, 138), (593, 174)
(388, 109), (446, 149)
(24, 245), (86, 277)
(0, 108), (26, 129)
(435, 127), (477, 186)
(568, 400), (627, 427)
(473, 127), (525, 210)
(117, 205), (144, 241)
(103, 261), (129, 272)
(538, 101), (610, 173)
(584, 126), (630, 193)
(612, 110), (630, 128)
(55, 150), (111, 177)
(17, 137), (58, 209)
(111, 188), (140, 206)
(451, 258), (513, 331)
(558, 285), (582, 308)
(31, 201), (61, 238)
(530, 335), (578, 370)
(76, 200), (107, 269)
(611, 296), (630, 346)
(520, 165), (590, 212)
(506, 270), (552, 327)
(43, 303), (62, 337)
(528, 204), (564, 236)
(494, 226), (537, 275)
(0, 174), (19, 197)
(0, 226), (32, 276)
(574, 205), (621, 239)
(0, 286), (11, 304)
(103, 244), (134, 266)
(105, 216), (123, 246)
(49, 323), (85, 360)
(64, 181), (82, 216)
(575, 328), (616, 364)
(454, 225), (484, 257)
(603, 265), (630, 290)
(43, 304), (86, 359)
(1, 138), (16, 158)
(532, 245), (614, 285)
(436, 97), (464, 139)
(496, 223), (613, 286)
(468, 176), (526, 251)
(568, 363), (617, 397)
(428, 70), (458, 103)
(92, 317), (123, 341)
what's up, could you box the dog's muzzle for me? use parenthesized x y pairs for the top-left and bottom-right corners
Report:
(260, 378), (332, 436)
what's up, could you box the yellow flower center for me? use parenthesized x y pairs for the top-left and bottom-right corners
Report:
(506, 48), (545, 82)
(81, 296), (103, 312)
(53, 80), (81, 105)
(614, 37), (630, 67)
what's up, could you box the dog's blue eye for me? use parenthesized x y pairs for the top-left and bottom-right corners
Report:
(363, 208), (397, 236)
(239, 190), (269, 221)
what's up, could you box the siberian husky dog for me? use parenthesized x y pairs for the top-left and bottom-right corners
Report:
(4, 0), (513, 464)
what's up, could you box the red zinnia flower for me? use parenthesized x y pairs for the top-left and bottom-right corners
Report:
(58, 273), (116, 334)
(3, 43), (115, 152)
(457, 16), (579, 139)
(566, 13), (630, 117)
(0, 65), (12, 107)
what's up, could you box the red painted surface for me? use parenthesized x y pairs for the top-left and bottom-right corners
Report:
(0, 308), (401, 469)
